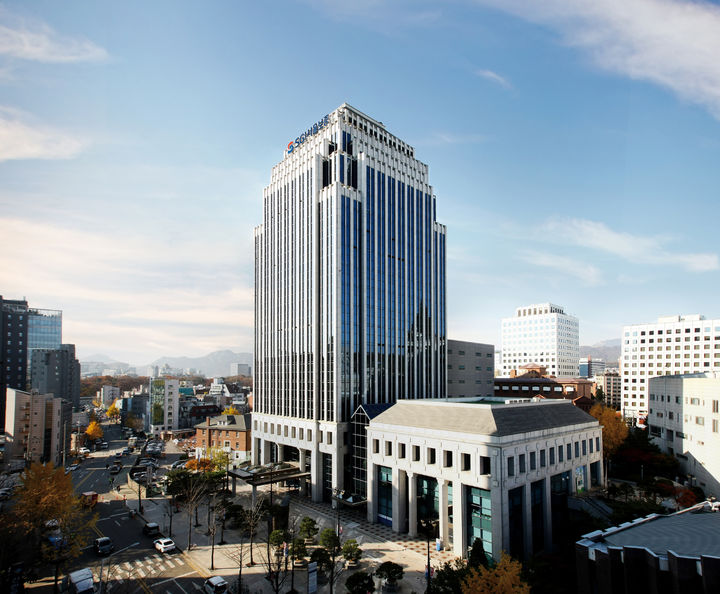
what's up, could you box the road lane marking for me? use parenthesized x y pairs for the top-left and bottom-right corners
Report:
(114, 520), (121, 527)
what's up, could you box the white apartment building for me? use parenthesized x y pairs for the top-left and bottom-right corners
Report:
(148, 378), (179, 436)
(595, 370), (622, 410)
(99, 385), (120, 407)
(501, 303), (579, 378)
(4, 387), (70, 466)
(366, 398), (603, 560)
(621, 315), (720, 422)
(648, 373), (720, 498)
(252, 104), (447, 503)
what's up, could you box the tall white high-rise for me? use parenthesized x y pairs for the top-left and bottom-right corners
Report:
(252, 104), (447, 501)
(621, 314), (720, 422)
(501, 303), (579, 378)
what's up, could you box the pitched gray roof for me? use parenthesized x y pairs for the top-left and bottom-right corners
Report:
(194, 413), (251, 431)
(370, 399), (597, 436)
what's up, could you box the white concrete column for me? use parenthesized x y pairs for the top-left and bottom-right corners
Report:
(392, 469), (407, 533)
(299, 449), (308, 497)
(332, 445), (344, 498)
(452, 479), (466, 559)
(543, 476), (553, 552)
(276, 442), (284, 462)
(408, 472), (417, 537)
(261, 439), (272, 464)
(523, 483), (533, 560)
(367, 463), (377, 523)
(310, 448), (323, 502)
(438, 479), (449, 548)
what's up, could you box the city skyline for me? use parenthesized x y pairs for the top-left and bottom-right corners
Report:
(1, 1), (719, 364)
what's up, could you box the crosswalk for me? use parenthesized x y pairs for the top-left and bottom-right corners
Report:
(97, 552), (188, 587)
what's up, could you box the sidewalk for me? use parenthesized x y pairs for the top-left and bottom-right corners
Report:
(118, 479), (460, 594)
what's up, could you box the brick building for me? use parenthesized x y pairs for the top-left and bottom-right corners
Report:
(194, 414), (252, 466)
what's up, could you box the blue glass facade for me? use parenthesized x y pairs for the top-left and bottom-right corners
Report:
(254, 105), (446, 500)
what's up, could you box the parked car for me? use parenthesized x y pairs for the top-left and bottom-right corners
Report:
(142, 522), (160, 536)
(79, 447), (90, 456)
(170, 460), (187, 469)
(94, 537), (114, 555)
(0, 488), (13, 501)
(153, 538), (176, 553)
(122, 448), (131, 455)
(203, 576), (228, 594)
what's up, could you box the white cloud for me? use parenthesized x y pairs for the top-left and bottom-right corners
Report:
(542, 218), (719, 272)
(475, 68), (511, 88)
(0, 218), (254, 363)
(520, 250), (604, 286)
(474, 0), (720, 120)
(0, 106), (88, 161)
(415, 131), (487, 146)
(0, 9), (107, 63)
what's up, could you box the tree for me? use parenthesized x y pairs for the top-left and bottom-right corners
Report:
(166, 469), (207, 551)
(345, 571), (375, 594)
(589, 403), (628, 481)
(124, 411), (144, 433)
(375, 562), (404, 592)
(461, 552), (530, 594)
(432, 559), (469, 594)
(594, 387), (605, 404)
(185, 457), (215, 472)
(242, 497), (265, 566)
(298, 516), (319, 543)
(318, 528), (343, 592)
(208, 447), (231, 474)
(11, 463), (97, 591)
(85, 420), (103, 442)
(223, 405), (240, 415)
(107, 400), (120, 422)
(341, 539), (362, 565)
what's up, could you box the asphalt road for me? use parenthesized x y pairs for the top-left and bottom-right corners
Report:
(68, 423), (208, 594)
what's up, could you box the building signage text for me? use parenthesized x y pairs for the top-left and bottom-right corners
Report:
(287, 114), (330, 155)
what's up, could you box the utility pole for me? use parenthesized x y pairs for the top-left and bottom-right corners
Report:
(62, 421), (68, 469)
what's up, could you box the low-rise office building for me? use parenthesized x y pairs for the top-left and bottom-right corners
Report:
(447, 340), (494, 398)
(647, 372), (720, 497)
(576, 501), (720, 594)
(494, 365), (595, 411)
(366, 398), (603, 561)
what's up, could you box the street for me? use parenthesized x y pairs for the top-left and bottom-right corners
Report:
(67, 423), (207, 594)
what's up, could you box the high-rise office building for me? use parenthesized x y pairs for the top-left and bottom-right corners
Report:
(252, 104), (447, 501)
(579, 357), (605, 378)
(1, 296), (29, 432)
(30, 344), (81, 408)
(620, 314), (720, 422)
(501, 303), (579, 378)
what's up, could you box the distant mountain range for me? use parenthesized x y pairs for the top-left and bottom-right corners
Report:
(81, 349), (253, 377)
(148, 350), (252, 377)
(580, 339), (621, 365)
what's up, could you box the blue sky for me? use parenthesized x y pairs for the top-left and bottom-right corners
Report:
(1, 0), (719, 365)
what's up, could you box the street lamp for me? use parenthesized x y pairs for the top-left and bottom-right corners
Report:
(419, 518), (439, 594)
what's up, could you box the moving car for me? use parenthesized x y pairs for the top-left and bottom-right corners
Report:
(109, 465), (121, 475)
(203, 576), (228, 594)
(65, 567), (95, 594)
(78, 447), (90, 456)
(122, 447), (131, 455)
(142, 522), (160, 536)
(81, 491), (98, 508)
(153, 538), (176, 553)
(94, 537), (114, 555)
